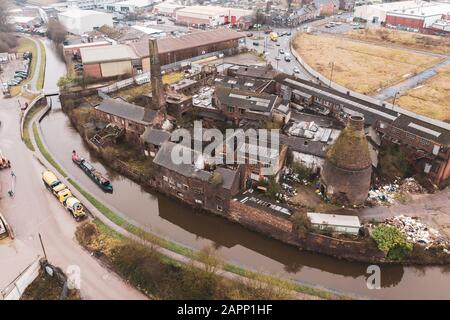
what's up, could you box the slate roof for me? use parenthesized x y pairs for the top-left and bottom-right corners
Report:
(141, 128), (171, 146)
(153, 141), (213, 181)
(228, 65), (279, 80)
(153, 141), (239, 190)
(95, 98), (156, 124)
(215, 86), (279, 113)
(213, 167), (239, 190)
(276, 73), (450, 146)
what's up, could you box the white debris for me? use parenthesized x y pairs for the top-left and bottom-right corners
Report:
(384, 215), (449, 249)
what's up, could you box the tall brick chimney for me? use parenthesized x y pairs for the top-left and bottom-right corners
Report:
(149, 37), (166, 111)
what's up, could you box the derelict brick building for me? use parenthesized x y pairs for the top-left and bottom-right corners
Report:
(320, 115), (372, 206)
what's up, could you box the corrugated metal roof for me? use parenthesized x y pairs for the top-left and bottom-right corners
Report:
(307, 212), (361, 228)
(129, 29), (243, 58)
(81, 44), (138, 64)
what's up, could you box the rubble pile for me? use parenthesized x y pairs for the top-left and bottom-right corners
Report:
(368, 183), (399, 204)
(385, 215), (449, 249)
(367, 178), (426, 205)
(399, 178), (426, 194)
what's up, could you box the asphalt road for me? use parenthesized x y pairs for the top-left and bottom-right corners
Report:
(0, 39), (146, 300)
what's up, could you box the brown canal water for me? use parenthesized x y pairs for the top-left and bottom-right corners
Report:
(40, 39), (450, 299)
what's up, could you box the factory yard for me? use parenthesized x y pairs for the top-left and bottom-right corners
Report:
(395, 64), (450, 123)
(346, 28), (450, 55)
(292, 33), (443, 94)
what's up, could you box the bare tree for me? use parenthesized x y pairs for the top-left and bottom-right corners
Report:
(46, 19), (67, 44)
(0, 0), (11, 31)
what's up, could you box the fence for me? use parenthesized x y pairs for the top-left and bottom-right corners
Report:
(0, 256), (41, 300)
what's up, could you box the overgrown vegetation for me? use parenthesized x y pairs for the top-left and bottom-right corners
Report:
(291, 211), (312, 236)
(22, 103), (45, 151)
(76, 221), (292, 300)
(46, 19), (67, 44)
(0, 0), (17, 52)
(33, 123), (67, 177)
(21, 269), (80, 300)
(371, 224), (413, 260)
(378, 144), (412, 181)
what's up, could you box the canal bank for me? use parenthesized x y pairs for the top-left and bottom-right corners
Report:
(38, 39), (450, 299)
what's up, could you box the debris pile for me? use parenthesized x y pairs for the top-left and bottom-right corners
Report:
(367, 183), (399, 204)
(367, 178), (426, 205)
(399, 178), (426, 194)
(384, 215), (449, 248)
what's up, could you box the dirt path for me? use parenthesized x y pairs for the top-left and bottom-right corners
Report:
(359, 188), (450, 237)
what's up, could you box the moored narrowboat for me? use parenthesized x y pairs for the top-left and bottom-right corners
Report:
(72, 150), (113, 193)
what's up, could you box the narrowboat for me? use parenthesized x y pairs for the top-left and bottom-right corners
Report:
(72, 150), (113, 193)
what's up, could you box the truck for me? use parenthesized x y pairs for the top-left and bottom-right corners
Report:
(42, 170), (86, 221)
(269, 32), (278, 42)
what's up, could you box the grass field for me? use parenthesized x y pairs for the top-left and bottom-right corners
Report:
(293, 33), (442, 94)
(347, 29), (450, 55)
(395, 64), (450, 123)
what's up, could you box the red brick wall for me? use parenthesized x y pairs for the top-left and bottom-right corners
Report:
(83, 63), (102, 78)
(385, 15), (425, 29)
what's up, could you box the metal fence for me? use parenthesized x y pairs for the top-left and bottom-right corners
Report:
(0, 256), (41, 300)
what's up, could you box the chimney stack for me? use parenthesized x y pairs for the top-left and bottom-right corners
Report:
(149, 37), (166, 111)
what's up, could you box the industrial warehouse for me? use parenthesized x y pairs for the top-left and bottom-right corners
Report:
(354, 0), (450, 34)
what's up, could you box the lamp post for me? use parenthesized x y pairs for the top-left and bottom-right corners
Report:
(329, 61), (334, 87)
(392, 91), (400, 107)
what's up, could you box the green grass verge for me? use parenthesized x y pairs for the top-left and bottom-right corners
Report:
(32, 122), (67, 177)
(23, 104), (45, 151)
(67, 177), (195, 258)
(67, 178), (341, 299)
(223, 263), (350, 300)
(36, 40), (46, 90)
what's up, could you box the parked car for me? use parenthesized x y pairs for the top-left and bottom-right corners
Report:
(247, 32), (253, 37)
(276, 43), (280, 46)
(7, 79), (19, 86)
(279, 49), (285, 54)
(293, 67), (300, 73)
(284, 55), (291, 62)
(253, 41), (259, 46)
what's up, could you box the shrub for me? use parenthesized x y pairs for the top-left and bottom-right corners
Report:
(371, 224), (413, 260)
(291, 211), (311, 235)
(210, 172), (222, 185)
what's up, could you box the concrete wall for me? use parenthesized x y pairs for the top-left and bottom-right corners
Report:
(100, 60), (133, 78)
(1, 257), (40, 300)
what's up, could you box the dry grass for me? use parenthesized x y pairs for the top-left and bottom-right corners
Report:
(112, 71), (185, 101)
(347, 28), (450, 55)
(395, 64), (450, 123)
(293, 33), (442, 94)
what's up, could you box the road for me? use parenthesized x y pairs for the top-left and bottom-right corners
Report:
(0, 38), (146, 300)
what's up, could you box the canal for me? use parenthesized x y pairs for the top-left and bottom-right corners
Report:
(39, 39), (450, 299)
